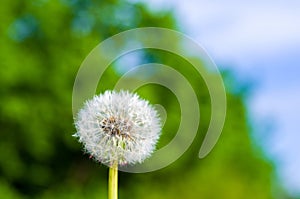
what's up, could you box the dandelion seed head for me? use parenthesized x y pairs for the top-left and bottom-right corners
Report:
(74, 90), (161, 165)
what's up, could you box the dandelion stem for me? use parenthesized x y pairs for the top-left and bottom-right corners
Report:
(108, 163), (118, 199)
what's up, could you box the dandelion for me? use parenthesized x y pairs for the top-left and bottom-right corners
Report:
(74, 90), (162, 199)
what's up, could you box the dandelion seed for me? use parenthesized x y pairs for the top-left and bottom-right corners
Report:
(74, 90), (162, 166)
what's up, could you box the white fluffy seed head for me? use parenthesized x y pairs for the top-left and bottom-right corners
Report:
(74, 90), (162, 166)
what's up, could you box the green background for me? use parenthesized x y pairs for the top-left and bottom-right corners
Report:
(0, 0), (294, 198)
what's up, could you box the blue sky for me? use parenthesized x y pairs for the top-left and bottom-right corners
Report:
(132, 0), (300, 195)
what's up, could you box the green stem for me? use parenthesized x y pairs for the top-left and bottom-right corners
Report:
(108, 164), (118, 199)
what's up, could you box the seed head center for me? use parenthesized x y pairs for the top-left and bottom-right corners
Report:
(100, 116), (132, 138)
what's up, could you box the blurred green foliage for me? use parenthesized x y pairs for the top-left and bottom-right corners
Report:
(0, 0), (284, 198)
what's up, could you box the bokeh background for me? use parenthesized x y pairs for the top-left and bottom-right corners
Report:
(1, 0), (299, 199)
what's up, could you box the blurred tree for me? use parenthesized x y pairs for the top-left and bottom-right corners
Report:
(0, 0), (285, 198)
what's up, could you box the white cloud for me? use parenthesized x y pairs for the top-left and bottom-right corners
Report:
(173, 1), (300, 60)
